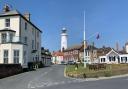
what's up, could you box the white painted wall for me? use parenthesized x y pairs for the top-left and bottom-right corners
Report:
(61, 33), (67, 51)
(0, 16), (20, 36)
(0, 15), (42, 68)
(125, 45), (128, 53)
(99, 56), (106, 63)
(106, 51), (119, 64)
(0, 44), (23, 64)
(20, 17), (42, 63)
(120, 54), (128, 63)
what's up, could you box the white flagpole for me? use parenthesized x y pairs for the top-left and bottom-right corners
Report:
(84, 11), (86, 68)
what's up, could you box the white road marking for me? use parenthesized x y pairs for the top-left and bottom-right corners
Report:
(28, 79), (87, 89)
(60, 81), (65, 84)
(27, 69), (53, 89)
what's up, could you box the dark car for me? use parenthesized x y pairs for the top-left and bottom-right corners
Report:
(61, 61), (67, 65)
(67, 61), (75, 65)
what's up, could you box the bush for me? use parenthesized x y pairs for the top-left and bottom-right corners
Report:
(0, 64), (22, 79)
(28, 62), (34, 70)
(38, 61), (44, 68)
(104, 71), (112, 77)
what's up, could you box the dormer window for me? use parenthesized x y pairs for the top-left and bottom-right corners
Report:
(5, 18), (10, 27)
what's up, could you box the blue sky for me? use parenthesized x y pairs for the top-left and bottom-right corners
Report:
(0, 0), (128, 51)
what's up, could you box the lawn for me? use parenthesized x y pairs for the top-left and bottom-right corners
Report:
(65, 64), (128, 78)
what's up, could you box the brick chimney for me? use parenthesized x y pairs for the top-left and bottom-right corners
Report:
(3, 4), (10, 12)
(24, 12), (30, 21)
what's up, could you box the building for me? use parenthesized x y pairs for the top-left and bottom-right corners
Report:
(61, 27), (68, 51)
(41, 47), (52, 66)
(79, 44), (97, 64)
(99, 48), (128, 64)
(52, 51), (64, 64)
(0, 5), (42, 68)
(63, 44), (82, 63)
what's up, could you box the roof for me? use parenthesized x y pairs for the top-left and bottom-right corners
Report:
(118, 50), (128, 54)
(0, 10), (20, 16)
(0, 28), (16, 32)
(125, 42), (128, 45)
(80, 45), (97, 52)
(64, 44), (82, 51)
(97, 47), (112, 56)
(52, 51), (64, 56)
(0, 10), (42, 33)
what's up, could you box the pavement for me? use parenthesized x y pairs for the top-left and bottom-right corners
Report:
(0, 65), (128, 89)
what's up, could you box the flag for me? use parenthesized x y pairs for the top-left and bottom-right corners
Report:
(96, 33), (100, 39)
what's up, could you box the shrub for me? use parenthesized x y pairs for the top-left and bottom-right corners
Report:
(38, 61), (44, 68)
(104, 71), (112, 77)
(0, 64), (22, 79)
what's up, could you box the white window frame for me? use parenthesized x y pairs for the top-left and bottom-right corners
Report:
(5, 18), (10, 27)
(3, 50), (8, 64)
(13, 50), (19, 64)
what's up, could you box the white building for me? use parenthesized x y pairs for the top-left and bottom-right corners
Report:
(99, 49), (128, 64)
(61, 27), (68, 51)
(52, 51), (64, 64)
(0, 5), (42, 68)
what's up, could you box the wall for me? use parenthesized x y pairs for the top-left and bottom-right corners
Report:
(0, 43), (23, 65)
(0, 16), (20, 36)
(20, 17), (41, 63)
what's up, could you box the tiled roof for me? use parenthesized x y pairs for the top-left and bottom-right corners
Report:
(52, 51), (64, 56)
(118, 51), (128, 54)
(97, 47), (111, 56)
(0, 9), (42, 33)
(0, 10), (20, 16)
(64, 44), (82, 51)
(80, 45), (97, 52)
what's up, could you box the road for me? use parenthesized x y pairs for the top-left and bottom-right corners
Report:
(0, 65), (128, 89)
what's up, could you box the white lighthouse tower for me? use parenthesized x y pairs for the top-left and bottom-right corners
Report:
(61, 27), (68, 51)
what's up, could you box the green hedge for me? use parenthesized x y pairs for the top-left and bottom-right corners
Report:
(0, 64), (22, 79)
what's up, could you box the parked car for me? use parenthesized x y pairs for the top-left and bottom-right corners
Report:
(61, 61), (67, 65)
(67, 61), (75, 65)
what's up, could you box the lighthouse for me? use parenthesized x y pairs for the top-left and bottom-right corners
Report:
(61, 27), (68, 52)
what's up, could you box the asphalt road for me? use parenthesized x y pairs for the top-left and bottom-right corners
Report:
(0, 65), (128, 89)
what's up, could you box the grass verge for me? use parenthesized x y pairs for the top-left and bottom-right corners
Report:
(65, 64), (128, 78)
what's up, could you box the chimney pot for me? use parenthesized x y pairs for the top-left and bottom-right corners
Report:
(24, 12), (30, 21)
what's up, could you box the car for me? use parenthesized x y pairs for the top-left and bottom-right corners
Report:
(67, 61), (75, 65)
(61, 61), (67, 65)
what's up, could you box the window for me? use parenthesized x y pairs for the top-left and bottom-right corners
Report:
(32, 40), (34, 49)
(24, 37), (27, 44)
(23, 51), (26, 64)
(5, 18), (10, 27)
(13, 50), (19, 64)
(1, 33), (7, 43)
(37, 31), (39, 37)
(121, 57), (127, 62)
(25, 22), (27, 30)
(3, 50), (8, 64)
(101, 58), (105, 62)
(32, 28), (34, 35)
(109, 56), (116, 62)
(85, 51), (87, 56)
(10, 33), (13, 42)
